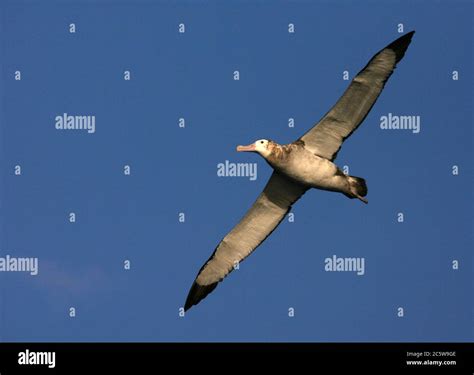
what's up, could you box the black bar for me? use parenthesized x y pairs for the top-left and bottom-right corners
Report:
(0, 343), (472, 373)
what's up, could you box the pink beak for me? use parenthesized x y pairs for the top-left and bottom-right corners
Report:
(236, 143), (256, 152)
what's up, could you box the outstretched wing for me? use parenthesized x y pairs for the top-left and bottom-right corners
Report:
(184, 172), (308, 311)
(299, 31), (415, 161)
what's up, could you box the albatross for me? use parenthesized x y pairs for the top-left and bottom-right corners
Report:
(184, 31), (415, 311)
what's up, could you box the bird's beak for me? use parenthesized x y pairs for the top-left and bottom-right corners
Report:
(236, 144), (256, 152)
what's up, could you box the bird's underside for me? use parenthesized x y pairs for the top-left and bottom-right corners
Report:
(265, 142), (369, 203)
(184, 31), (415, 311)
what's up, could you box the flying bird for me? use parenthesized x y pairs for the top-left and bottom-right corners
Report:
(184, 31), (415, 311)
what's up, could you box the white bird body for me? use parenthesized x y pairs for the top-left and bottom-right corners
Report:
(265, 142), (347, 193)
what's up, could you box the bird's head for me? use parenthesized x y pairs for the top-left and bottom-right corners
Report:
(236, 139), (273, 158)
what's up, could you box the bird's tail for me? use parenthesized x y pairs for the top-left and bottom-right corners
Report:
(345, 176), (368, 204)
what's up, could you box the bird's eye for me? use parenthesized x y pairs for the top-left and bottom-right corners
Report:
(260, 141), (264, 144)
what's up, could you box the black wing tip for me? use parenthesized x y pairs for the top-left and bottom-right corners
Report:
(184, 281), (218, 312)
(387, 30), (416, 62)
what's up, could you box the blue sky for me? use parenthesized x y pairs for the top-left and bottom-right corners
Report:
(0, 0), (472, 342)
